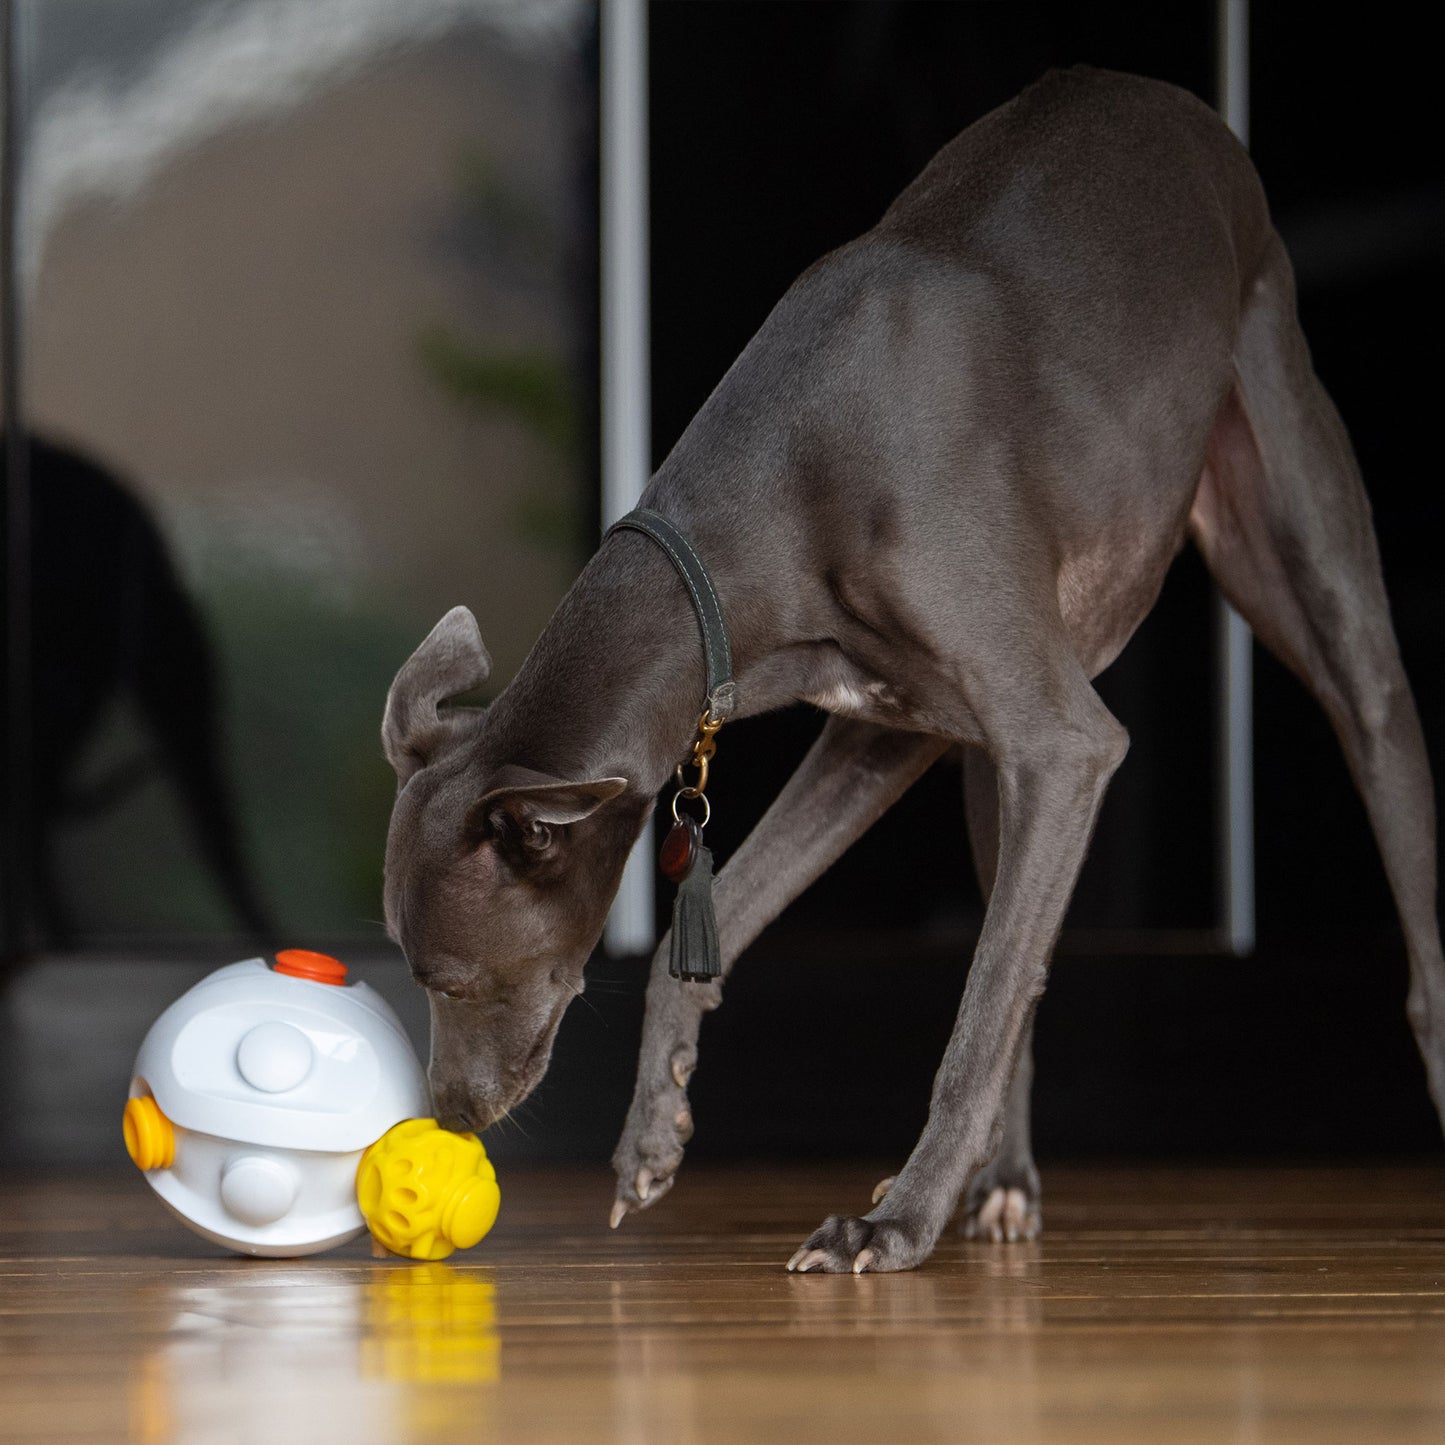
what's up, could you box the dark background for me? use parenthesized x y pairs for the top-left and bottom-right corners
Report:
(2, 2), (1442, 1170)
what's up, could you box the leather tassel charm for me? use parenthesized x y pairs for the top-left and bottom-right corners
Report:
(662, 706), (727, 983)
(668, 840), (721, 982)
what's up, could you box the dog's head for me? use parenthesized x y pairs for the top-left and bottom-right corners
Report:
(381, 607), (642, 1133)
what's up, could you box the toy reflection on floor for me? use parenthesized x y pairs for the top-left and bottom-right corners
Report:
(122, 949), (500, 1259)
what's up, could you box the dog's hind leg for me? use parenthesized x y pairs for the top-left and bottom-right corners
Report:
(790, 648), (1128, 1273)
(873, 748), (1043, 1238)
(1192, 233), (1445, 1125)
(959, 747), (1041, 1241)
(610, 717), (947, 1224)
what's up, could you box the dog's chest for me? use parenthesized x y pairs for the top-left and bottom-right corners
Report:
(807, 677), (902, 719)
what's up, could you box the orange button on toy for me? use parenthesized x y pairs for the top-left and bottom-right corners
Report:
(274, 949), (348, 986)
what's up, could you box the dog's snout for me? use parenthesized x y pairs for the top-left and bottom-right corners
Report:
(425, 975), (574, 1137)
(430, 1068), (516, 1134)
(429, 1075), (483, 1135)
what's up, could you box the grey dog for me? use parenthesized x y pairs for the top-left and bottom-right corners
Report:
(381, 69), (1444, 1273)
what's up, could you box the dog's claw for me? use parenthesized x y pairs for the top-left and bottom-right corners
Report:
(609, 1199), (628, 1230)
(967, 1187), (1004, 1241)
(635, 1167), (653, 1203)
(1003, 1187), (1032, 1241)
(670, 1049), (694, 1089)
(787, 1214), (931, 1273)
(788, 1248), (830, 1274)
(871, 1175), (896, 1205)
(964, 1183), (1041, 1243)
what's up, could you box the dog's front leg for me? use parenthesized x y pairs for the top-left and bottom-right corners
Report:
(610, 717), (947, 1224)
(789, 675), (1127, 1273)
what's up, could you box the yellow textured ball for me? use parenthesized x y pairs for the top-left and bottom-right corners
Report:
(356, 1118), (500, 1260)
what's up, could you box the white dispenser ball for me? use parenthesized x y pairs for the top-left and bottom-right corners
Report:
(124, 952), (429, 1257)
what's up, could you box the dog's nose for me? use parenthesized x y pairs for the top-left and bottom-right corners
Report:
(432, 1077), (515, 1135)
(429, 1080), (480, 1136)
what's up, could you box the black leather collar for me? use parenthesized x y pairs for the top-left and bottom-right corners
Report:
(606, 508), (736, 724)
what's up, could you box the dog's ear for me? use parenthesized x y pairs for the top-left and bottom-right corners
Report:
(468, 772), (628, 857)
(383, 606), (492, 783)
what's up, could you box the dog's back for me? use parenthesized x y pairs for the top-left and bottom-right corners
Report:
(883, 68), (1272, 294)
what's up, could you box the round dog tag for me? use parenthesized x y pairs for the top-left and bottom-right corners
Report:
(659, 817), (702, 883)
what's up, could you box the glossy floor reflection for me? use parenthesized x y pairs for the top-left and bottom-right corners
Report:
(4, 1165), (1445, 1443)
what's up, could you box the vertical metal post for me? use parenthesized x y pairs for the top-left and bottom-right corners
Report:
(1216, 0), (1254, 955)
(600, 0), (655, 956)
(1, 0), (32, 965)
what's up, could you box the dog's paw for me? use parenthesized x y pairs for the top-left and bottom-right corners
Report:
(786, 1213), (934, 1274)
(608, 1045), (696, 1228)
(962, 1159), (1041, 1242)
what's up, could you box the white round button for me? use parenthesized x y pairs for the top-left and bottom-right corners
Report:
(220, 1155), (298, 1226)
(235, 1021), (314, 1093)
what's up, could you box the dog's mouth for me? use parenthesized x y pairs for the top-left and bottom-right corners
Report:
(514, 1030), (553, 1099)
(434, 989), (574, 1133)
(506, 998), (570, 1111)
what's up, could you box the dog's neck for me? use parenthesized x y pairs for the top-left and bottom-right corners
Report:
(481, 527), (761, 798)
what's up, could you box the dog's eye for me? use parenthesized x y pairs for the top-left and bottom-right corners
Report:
(524, 822), (552, 852)
(439, 989), (466, 1001)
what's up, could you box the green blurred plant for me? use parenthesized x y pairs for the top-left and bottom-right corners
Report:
(419, 330), (578, 463)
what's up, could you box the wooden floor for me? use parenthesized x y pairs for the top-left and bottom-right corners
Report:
(4, 1165), (1445, 1444)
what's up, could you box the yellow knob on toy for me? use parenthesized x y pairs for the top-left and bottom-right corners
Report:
(123, 1096), (176, 1171)
(356, 1119), (500, 1261)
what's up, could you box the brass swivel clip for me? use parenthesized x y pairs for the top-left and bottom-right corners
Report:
(671, 709), (724, 828)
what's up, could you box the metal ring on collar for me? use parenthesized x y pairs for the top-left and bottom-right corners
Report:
(671, 789), (711, 828)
